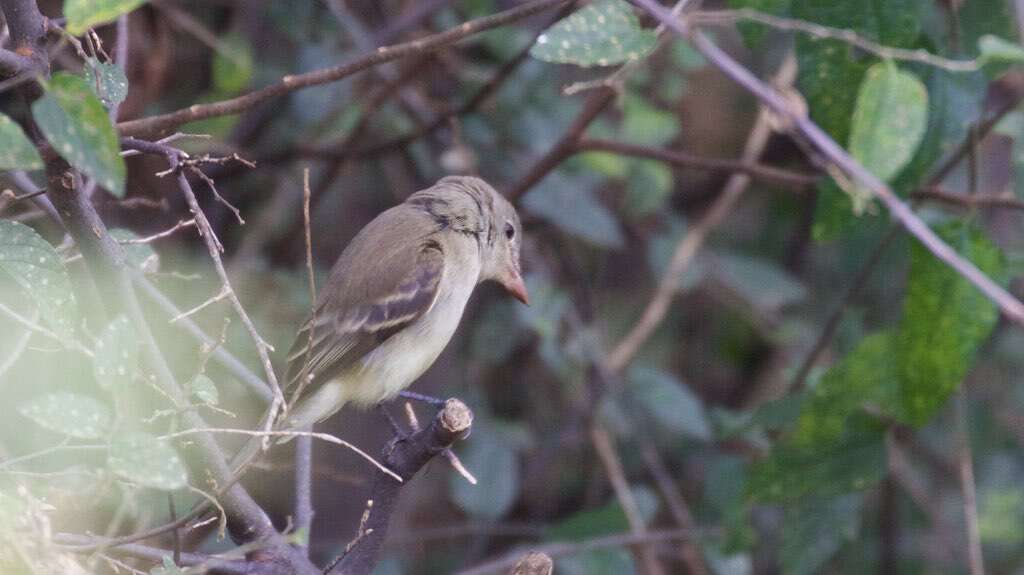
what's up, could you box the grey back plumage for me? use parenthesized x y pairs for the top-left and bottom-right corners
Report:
(284, 176), (517, 400)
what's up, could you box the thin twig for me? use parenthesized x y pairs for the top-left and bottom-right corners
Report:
(693, 9), (980, 72)
(590, 425), (664, 575)
(294, 168), (316, 554)
(169, 285), (230, 323)
(116, 0), (571, 137)
(913, 187), (1024, 211)
(576, 137), (818, 190)
(640, 444), (708, 575)
(955, 393), (985, 575)
(455, 529), (695, 575)
(135, 277), (272, 403)
(605, 51), (797, 374)
(159, 427), (401, 482)
(120, 219), (196, 244)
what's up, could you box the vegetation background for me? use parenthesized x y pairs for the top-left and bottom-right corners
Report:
(2, 0), (1024, 573)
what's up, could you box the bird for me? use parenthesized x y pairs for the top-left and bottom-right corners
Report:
(245, 176), (528, 459)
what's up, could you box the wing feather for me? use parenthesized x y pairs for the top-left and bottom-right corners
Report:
(285, 240), (444, 393)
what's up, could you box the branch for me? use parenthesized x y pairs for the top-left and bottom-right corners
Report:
(955, 394), (985, 575)
(505, 87), (616, 201)
(605, 51), (797, 374)
(54, 534), (250, 575)
(634, 0), (1024, 326)
(913, 187), (1024, 211)
(693, 9), (979, 72)
(590, 425), (665, 575)
(576, 137), (817, 190)
(455, 529), (694, 575)
(0, 48), (33, 77)
(116, 0), (571, 138)
(328, 399), (474, 575)
(135, 276), (273, 403)
(122, 137), (287, 430)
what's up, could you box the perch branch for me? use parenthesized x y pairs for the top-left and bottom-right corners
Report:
(328, 399), (474, 574)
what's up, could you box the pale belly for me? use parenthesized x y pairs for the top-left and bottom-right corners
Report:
(343, 256), (478, 408)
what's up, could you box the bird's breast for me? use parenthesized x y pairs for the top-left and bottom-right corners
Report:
(348, 254), (480, 407)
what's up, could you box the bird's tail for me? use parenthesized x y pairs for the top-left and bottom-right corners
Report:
(228, 380), (350, 474)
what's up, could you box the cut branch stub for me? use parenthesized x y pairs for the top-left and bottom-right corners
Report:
(329, 398), (474, 575)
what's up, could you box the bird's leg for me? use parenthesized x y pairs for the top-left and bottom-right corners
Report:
(376, 403), (406, 438)
(397, 390), (446, 407)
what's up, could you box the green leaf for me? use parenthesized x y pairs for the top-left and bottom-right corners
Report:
(848, 62), (929, 187)
(792, 332), (899, 448)
(747, 421), (886, 502)
(624, 160), (672, 217)
(546, 486), (659, 541)
(187, 375), (219, 406)
(18, 392), (112, 439)
(896, 223), (1004, 425)
(108, 431), (188, 490)
(780, 494), (862, 575)
(711, 252), (807, 312)
(795, 0), (922, 239)
(31, 73), (126, 196)
(64, 0), (148, 35)
(0, 220), (78, 341)
(212, 33), (254, 94)
(449, 429), (519, 520)
(523, 176), (624, 248)
(0, 114), (42, 170)
(530, 0), (656, 67)
(83, 58), (129, 108)
(978, 35), (1024, 65)
(93, 315), (138, 390)
(627, 366), (711, 440)
(621, 94), (679, 147)
(955, 0), (1015, 57)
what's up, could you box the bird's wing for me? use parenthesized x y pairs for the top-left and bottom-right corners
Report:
(284, 221), (445, 394)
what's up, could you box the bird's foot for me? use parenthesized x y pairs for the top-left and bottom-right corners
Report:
(397, 390), (446, 407)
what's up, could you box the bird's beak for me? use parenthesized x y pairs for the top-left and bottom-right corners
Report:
(501, 268), (529, 305)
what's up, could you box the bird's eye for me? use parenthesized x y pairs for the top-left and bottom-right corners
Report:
(504, 222), (515, 240)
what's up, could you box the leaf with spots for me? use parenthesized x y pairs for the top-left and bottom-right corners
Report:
(83, 58), (129, 108)
(747, 418), (886, 502)
(530, 0), (656, 67)
(187, 375), (219, 406)
(64, 0), (148, 36)
(93, 315), (138, 390)
(791, 331), (900, 448)
(107, 431), (188, 490)
(896, 223), (1004, 425)
(0, 220), (79, 342)
(846, 61), (928, 210)
(31, 73), (126, 197)
(18, 392), (112, 439)
(0, 113), (42, 170)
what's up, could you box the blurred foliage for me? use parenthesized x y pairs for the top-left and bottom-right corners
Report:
(1, 0), (1024, 574)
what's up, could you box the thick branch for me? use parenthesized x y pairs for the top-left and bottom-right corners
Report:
(330, 399), (474, 575)
(0, 48), (33, 77)
(116, 0), (570, 138)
